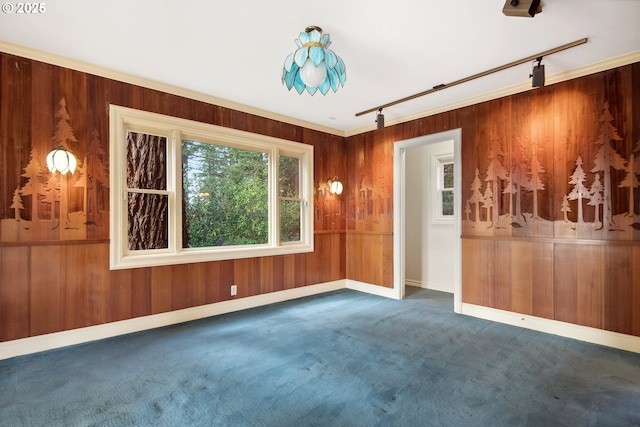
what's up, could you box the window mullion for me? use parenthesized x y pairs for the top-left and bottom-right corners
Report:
(301, 152), (312, 242)
(125, 188), (170, 195)
(272, 147), (280, 247)
(170, 130), (181, 255)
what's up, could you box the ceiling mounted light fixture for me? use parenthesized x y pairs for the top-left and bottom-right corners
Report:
(46, 145), (77, 175)
(502, 0), (541, 17)
(530, 56), (545, 88)
(282, 26), (346, 95)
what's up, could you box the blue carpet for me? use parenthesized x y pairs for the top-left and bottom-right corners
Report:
(1, 288), (639, 426)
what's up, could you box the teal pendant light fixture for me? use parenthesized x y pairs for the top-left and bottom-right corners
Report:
(282, 26), (346, 95)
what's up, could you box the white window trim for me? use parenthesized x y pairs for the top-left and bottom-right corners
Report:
(431, 152), (454, 224)
(109, 105), (314, 270)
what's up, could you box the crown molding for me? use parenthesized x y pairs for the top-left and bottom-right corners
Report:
(1, 40), (638, 139)
(0, 40), (347, 137)
(345, 50), (640, 137)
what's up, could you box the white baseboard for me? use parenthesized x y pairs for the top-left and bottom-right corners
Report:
(346, 279), (400, 300)
(0, 280), (346, 360)
(405, 279), (453, 294)
(4, 280), (639, 359)
(461, 303), (640, 354)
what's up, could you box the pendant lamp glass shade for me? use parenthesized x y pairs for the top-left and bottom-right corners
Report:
(282, 26), (346, 95)
(46, 146), (77, 175)
(300, 59), (328, 88)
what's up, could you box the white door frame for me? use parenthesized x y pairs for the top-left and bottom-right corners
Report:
(393, 128), (462, 313)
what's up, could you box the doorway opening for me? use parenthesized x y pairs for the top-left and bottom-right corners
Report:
(393, 129), (462, 313)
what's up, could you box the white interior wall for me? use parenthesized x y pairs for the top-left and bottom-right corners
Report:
(405, 140), (455, 293)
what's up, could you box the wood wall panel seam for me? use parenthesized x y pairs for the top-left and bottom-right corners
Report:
(462, 236), (640, 247)
(0, 240), (110, 247)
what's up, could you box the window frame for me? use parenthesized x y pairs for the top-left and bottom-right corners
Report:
(109, 105), (314, 270)
(431, 152), (455, 224)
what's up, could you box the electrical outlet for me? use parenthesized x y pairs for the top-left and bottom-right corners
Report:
(230, 285), (237, 296)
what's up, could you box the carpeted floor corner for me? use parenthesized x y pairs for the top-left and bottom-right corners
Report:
(1, 288), (639, 426)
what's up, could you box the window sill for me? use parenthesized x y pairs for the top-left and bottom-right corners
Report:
(110, 243), (314, 270)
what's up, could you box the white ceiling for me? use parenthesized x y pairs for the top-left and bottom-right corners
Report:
(1, 0), (639, 135)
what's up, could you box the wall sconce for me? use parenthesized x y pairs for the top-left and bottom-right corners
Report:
(530, 56), (545, 88)
(376, 108), (385, 130)
(327, 177), (343, 195)
(46, 146), (77, 175)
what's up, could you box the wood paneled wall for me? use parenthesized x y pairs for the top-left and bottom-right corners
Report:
(344, 131), (395, 287)
(0, 234), (344, 341)
(0, 52), (346, 342)
(346, 62), (640, 337)
(2, 49), (639, 344)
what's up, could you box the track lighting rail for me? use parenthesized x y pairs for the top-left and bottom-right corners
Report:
(355, 38), (587, 117)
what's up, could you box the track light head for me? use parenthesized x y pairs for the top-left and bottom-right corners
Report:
(376, 109), (385, 130)
(530, 56), (545, 88)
